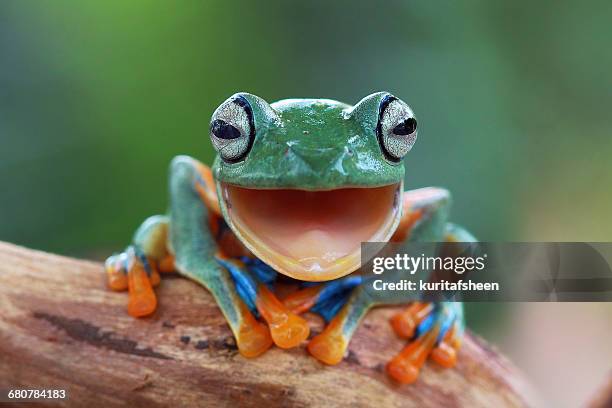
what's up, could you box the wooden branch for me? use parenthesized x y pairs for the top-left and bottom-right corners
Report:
(0, 242), (537, 407)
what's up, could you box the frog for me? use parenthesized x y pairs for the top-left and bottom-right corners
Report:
(105, 92), (476, 384)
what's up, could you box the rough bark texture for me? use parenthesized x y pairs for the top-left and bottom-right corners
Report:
(0, 242), (538, 407)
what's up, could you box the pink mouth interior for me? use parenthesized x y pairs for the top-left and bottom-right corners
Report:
(222, 183), (400, 273)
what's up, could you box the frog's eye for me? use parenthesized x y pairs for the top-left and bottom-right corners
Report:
(377, 95), (417, 162)
(209, 95), (255, 163)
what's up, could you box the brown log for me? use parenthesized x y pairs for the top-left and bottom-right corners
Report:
(0, 242), (538, 407)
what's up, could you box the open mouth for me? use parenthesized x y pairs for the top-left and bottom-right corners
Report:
(219, 182), (402, 281)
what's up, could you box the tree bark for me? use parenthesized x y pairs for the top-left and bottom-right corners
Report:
(0, 242), (538, 407)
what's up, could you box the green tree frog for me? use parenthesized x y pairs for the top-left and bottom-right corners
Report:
(105, 92), (475, 384)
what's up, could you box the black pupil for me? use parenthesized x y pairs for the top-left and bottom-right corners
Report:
(392, 117), (417, 135)
(211, 119), (242, 140)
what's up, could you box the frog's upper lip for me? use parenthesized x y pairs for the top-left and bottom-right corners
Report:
(218, 182), (402, 281)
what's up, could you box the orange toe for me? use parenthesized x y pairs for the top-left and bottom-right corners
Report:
(307, 331), (346, 365)
(105, 257), (128, 291)
(270, 313), (310, 349)
(307, 308), (348, 365)
(430, 342), (457, 368)
(236, 303), (273, 358)
(390, 302), (433, 339)
(256, 285), (310, 349)
(127, 262), (157, 317)
(107, 269), (128, 291)
(386, 339), (424, 384)
(386, 327), (439, 384)
(386, 356), (421, 384)
(431, 323), (459, 368)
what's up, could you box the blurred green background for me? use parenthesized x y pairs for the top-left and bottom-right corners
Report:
(1, 2), (611, 402)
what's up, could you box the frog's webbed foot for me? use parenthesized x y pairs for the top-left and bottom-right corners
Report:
(105, 215), (173, 317)
(282, 280), (464, 384)
(217, 256), (310, 349)
(387, 302), (464, 384)
(279, 276), (364, 363)
(208, 258), (272, 358)
(217, 258), (365, 354)
(297, 285), (372, 365)
(105, 246), (161, 317)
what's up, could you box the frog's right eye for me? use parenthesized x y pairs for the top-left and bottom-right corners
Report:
(376, 95), (417, 163)
(209, 95), (255, 163)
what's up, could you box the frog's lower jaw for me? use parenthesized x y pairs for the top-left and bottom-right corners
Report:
(218, 181), (403, 281)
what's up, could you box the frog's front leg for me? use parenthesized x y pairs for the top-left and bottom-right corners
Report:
(306, 286), (373, 365)
(296, 187), (449, 365)
(169, 156), (311, 356)
(165, 156), (274, 357)
(387, 301), (464, 382)
(215, 256), (310, 349)
(385, 222), (475, 384)
(304, 188), (474, 384)
(299, 285), (464, 382)
(303, 257), (466, 384)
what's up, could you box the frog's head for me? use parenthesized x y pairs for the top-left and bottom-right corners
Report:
(209, 92), (418, 281)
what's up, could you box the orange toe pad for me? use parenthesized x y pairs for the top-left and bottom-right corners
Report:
(127, 263), (157, 317)
(270, 314), (310, 349)
(430, 342), (457, 368)
(256, 285), (310, 349)
(307, 331), (347, 365)
(386, 356), (421, 384)
(307, 308), (348, 365)
(237, 303), (273, 358)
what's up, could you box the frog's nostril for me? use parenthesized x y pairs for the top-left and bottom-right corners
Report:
(288, 145), (343, 172)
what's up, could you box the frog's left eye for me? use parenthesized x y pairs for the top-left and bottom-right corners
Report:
(209, 95), (255, 163)
(377, 95), (418, 162)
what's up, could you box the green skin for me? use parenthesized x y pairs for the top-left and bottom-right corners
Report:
(116, 92), (474, 367)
